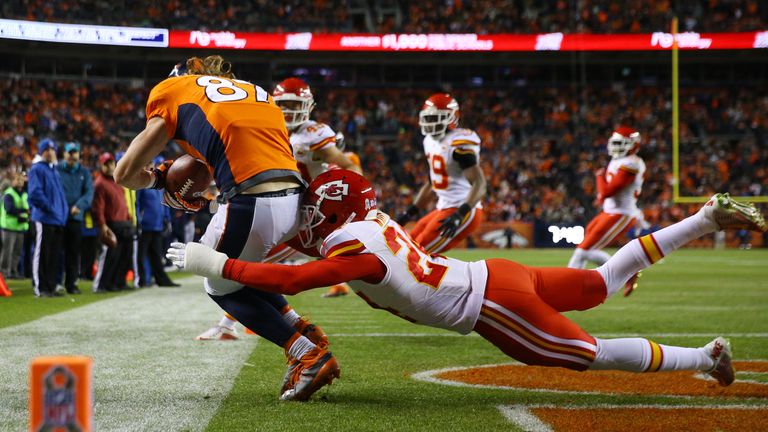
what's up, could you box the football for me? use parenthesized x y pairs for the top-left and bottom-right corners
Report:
(165, 154), (213, 203)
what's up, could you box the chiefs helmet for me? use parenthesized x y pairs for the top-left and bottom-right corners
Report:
(298, 170), (378, 249)
(419, 93), (459, 140)
(607, 126), (641, 158)
(273, 77), (315, 129)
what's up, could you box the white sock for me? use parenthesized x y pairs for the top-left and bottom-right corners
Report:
(218, 316), (237, 329)
(584, 249), (612, 266)
(567, 248), (587, 269)
(287, 335), (316, 360)
(596, 212), (717, 297)
(591, 338), (715, 372)
(282, 309), (300, 327)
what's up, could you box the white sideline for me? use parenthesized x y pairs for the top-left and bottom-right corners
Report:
(497, 404), (768, 431)
(0, 279), (259, 432)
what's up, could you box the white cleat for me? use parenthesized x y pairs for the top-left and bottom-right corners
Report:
(700, 193), (767, 232)
(704, 337), (735, 387)
(195, 325), (239, 341)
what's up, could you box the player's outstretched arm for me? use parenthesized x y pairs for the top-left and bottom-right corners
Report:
(167, 242), (386, 294)
(596, 169), (635, 199)
(318, 146), (362, 174)
(114, 117), (170, 189)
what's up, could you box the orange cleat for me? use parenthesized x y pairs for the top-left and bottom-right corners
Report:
(294, 317), (329, 349)
(322, 283), (350, 298)
(280, 348), (340, 401)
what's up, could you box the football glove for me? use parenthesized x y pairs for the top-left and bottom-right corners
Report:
(149, 159), (174, 190)
(438, 204), (471, 239)
(395, 205), (420, 226)
(162, 190), (208, 213)
(166, 242), (228, 279)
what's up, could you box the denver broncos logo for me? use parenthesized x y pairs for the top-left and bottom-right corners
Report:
(316, 180), (349, 201)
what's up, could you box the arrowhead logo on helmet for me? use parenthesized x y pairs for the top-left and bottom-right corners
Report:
(299, 170), (377, 249)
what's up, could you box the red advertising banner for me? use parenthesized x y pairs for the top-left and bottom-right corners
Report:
(169, 30), (768, 52)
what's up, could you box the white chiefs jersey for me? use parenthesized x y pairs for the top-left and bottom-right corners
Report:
(290, 120), (337, 180)
(603, 154), (645, 215)
(422, 128), (482, 210)
(319, 212), (488, 334)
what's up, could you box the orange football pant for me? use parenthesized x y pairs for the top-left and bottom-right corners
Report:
(410, 207), (484, 253)
(474, 259), (607, 371)
(578, 212), (635, 250)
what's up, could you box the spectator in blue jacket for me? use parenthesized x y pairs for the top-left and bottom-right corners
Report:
(28, 139), (68, 297)
(57, 142), (94, 294)
(137, 158), (179, 287)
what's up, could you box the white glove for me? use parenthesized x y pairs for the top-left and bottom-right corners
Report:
(166, 242), (229, 279)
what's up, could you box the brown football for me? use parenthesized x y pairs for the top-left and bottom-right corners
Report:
(165, 155), (213, 203)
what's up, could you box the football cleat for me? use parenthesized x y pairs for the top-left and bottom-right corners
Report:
(294, 317), (329, 349)
(195, 325), (239, 341)
(704, 337), (735, 387)
(623, 271), (641, 297)
(700, 193), (767, 232)
(322, 283), (350, 298)
(280, 348), (340, 401)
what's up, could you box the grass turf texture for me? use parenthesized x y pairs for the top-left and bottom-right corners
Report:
(0, 272), (193, 329)
(1, 249), (765, 431)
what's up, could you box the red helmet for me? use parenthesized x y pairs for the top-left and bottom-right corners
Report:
(298, 170), (378, 249)
(607, 126), (640, 158)
(273, 77), (315, 129)
(419, 93), (459, 139)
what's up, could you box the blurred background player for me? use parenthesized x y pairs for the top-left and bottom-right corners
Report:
(197, 78), (363, 340)
(57, 142), (93, 295)
(170, 170), (768, 400)
(396, 93), (487, 253)
(113, 56), (336, 397)
(567, 126), (646, 295)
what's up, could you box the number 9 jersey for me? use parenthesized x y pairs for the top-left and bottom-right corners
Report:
(319, 213), (488, 334)
(145, 75), (303, 194)
(422, 128), (482, 210)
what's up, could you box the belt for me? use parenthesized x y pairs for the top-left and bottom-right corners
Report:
(251, 187), (303, 198)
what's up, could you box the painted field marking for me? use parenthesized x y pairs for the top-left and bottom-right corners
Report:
(411, 362), (768, 398)
(497, 404), (768, 432)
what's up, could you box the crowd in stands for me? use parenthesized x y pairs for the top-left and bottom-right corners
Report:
(2, 76), (766, 235)
(2, 0), (766, 33)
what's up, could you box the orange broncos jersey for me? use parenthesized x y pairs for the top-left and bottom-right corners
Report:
(145, 75), (302, 193)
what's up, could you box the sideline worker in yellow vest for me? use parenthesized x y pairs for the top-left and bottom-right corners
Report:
(0, 172), (29, 279)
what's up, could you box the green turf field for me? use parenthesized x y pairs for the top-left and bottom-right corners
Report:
(1, 249), (766, 431)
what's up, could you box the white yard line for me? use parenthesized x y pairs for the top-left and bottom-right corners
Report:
(0, 278), (259, 432)
(497, 403), (768, 431)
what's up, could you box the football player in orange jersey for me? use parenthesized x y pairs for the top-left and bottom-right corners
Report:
(113, 56), (338, 400)
(170, 171), (768, 400)
(196, 81), (363, 342)
(396, 93), (487, 254)
(568, 126), (646, 295)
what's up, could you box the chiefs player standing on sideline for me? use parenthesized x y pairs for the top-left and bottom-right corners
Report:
(397, 94), (486, 253)
(113, 56), (338, 401)
(197, 77), (363, 341)
(568, 126), (646, 295)
(169, 170), (768, 400)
